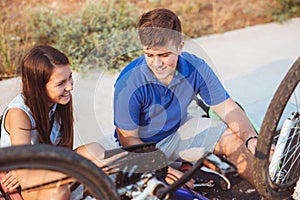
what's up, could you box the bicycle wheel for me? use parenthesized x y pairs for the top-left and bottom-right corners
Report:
(0, 144), (119, 200)
(254, 57), (300, 200)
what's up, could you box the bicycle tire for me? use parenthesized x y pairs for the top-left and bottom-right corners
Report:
(254, 57), (300, 200)
(0, 144), (119, 200)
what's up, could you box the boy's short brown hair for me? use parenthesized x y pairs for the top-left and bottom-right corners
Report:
(138, 8), (182, 48)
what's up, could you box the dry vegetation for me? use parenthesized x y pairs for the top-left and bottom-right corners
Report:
(132, 0), (276, 36)
(0, 0), (280, 36)
(0, 0), (290, 36)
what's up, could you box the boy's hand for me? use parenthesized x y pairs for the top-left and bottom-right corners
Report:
(166, 166), (195, 189)
(100, 151), (129, 175)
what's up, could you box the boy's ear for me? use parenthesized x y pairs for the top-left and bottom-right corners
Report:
(178, 41), (184, 53)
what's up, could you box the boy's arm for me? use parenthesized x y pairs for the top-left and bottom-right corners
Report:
(211, 98), (257, 154)
(116, 127), (144, 146)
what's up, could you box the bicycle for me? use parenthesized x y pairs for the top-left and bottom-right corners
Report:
(253, 57), (300, 200)
(0, 143), (211, 200)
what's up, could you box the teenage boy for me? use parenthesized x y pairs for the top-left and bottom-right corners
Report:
(113, 8), (257, 186)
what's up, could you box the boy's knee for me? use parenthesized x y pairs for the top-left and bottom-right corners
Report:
(214, 128), (242, 155)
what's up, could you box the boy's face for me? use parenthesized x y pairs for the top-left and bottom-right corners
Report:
(143, 41), (183, 85)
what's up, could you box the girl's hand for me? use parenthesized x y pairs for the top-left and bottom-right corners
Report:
(1, 171), (20, 191)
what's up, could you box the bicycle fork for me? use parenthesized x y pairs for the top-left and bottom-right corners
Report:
(268, 112), (299, 183)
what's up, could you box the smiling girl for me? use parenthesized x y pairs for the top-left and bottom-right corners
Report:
(0, 45), (126, 199)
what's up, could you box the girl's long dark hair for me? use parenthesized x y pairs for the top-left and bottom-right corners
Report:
(21, 45), (73, 149)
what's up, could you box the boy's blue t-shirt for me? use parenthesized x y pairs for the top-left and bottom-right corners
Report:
(114, 52), (229, 143)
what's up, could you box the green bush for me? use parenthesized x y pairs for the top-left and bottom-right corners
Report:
(272, 0), (300, 21)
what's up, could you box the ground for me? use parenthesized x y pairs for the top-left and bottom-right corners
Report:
(196, 174), (260, 200)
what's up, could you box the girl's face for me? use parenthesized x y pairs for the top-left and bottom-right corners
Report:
(45, 65), (73, 107)
(143, 41), (183, 86)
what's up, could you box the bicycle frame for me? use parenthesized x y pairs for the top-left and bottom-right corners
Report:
(117, 173), (208, 200)
(116, 154), (210, 200)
